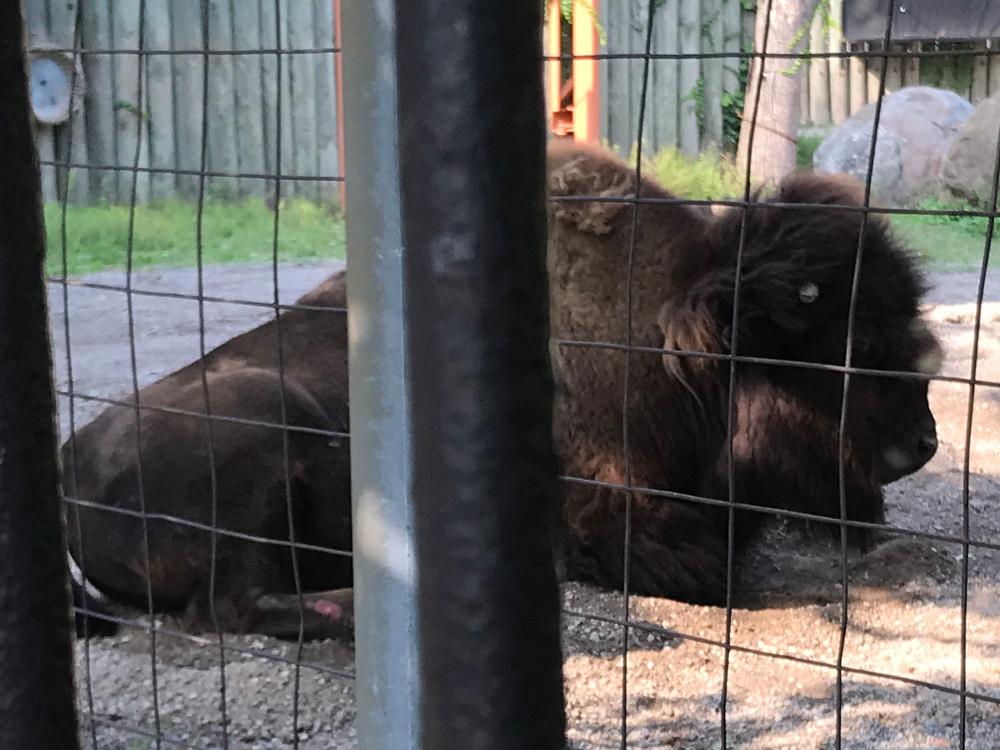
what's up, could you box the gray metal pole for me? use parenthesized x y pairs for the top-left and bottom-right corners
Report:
(0, 3), (81, 749)
(396, 2), (567, 748)
(342, 3), (420, 749)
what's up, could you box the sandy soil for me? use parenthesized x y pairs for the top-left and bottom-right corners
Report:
(50, 264), (1000, 749)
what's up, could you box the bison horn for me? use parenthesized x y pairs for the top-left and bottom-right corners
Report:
(798, 282), (820, 304)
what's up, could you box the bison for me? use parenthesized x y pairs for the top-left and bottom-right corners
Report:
(66, 142), (942, 638)
(548, 141), (941, 602)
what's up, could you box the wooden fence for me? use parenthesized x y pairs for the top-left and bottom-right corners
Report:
(26, 0), (340, 206)
(566, 0), (1000, 157)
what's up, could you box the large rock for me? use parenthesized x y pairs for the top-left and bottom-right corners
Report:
(813, 86), (973, 206)
(940, 91), (1000, 205)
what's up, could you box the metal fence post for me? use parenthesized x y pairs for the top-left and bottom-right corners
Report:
(0, 3), (81, 749)
(395, 2), (567, 749)
(342, 3), (420, 749)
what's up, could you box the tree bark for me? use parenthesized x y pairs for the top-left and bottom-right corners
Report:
(737, 0), (820, 188)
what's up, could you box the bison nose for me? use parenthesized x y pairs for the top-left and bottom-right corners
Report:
(918, 433), (938, 461)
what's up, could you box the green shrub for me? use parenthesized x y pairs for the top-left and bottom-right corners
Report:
(796, 134), (823, 168)
(639, 146), (744, 200)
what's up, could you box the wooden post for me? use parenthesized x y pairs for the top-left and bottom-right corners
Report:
(334, 0), (346, 212)
(972, 41), (989, 104)
(678, 0), (700, 155)
(849, 42), (867, 115)
(546, 0), (562, 132)
(828, 0), (848, 125)
(990, 40), (1000, 101)
(572, 0), (600, 144)
(884, 42), (903, 95)
(808, 9), (830, 125)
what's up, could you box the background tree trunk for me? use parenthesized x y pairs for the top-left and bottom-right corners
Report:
(737, 0), (820, 188)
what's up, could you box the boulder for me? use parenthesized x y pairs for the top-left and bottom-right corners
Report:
(813, 86), (974, 206)
(940, 91), (1000, 205)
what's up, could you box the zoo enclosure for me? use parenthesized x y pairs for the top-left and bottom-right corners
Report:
(0, 0), (999, 748)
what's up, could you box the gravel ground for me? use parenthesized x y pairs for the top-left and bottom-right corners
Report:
(50, 264), (1000, 749)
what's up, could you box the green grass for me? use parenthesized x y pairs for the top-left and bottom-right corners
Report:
(890, 199), (998, 270)
(44, 198), (346, 277)
(43, 166), (996, 277)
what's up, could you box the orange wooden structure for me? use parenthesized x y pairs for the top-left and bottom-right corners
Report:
(545, 0), (601, 142)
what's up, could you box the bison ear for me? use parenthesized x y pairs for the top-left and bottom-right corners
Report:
(656, 298), (725, 377)
(548, 148), (635, 235)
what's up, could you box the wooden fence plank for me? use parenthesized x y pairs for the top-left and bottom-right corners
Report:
(288, 0), (319, 201)
(884, 42), (903, 95)
(80, 0), (117, 200)
(652, 0), (679, 150)
(904, 41), (921, 87)
(605, 0), (630, 152)
(169, 1), (205, 199)
(111, 0), (150, 205)
(627, 0), (645, 154)
(866, 43), (884, 105)
(313, 0), (340, 206)
(722, 0), (741, 94)
(259, 0), (279, 199)
(144, 0), (176, 201)
(849, 43), (867, 115)
(973, 41), (989, 103)
(678, 0), (700, 155)
(702, 0), (725, 149)
(277, 0), (296, 198)
(808, 10), (830, 125)
(991, 40), (1000, 100)
(233, 0), (267, 199)
(206, 0), (240, 199)
(828, 0), (848, 125)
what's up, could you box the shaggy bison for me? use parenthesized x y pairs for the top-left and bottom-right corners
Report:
(66, 142), (941, 638)
(548, 141), (941, 602)
(65, 275), (354, 639)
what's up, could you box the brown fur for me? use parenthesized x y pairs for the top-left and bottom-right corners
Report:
(547, 143), (941, 602)
(67, 142), (942, 637)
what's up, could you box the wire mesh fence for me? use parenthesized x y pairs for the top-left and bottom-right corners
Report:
(2, 0), (998, 748)
(549, 0), (1000, 748)
(40, 1), (356, 747)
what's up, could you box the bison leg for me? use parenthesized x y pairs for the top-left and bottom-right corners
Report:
(566, 490), (730, 604)
(253, 588), (355, 640)
(182, 587), (355, 641)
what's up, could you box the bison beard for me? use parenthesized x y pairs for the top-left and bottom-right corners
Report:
(66, 143), (942, 638)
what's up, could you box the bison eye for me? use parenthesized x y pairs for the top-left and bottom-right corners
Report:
(798, 282), (820, 304)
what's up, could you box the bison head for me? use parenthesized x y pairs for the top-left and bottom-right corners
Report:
(658, 172), (941, 522)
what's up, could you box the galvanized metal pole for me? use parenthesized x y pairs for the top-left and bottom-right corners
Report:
(0, 3), (81, 749)
(342, 3), (420, 749)
(396, 2), (567, 749)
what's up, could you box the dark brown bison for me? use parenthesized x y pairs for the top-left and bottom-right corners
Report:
(547, 141), (941, 602)
(67, 141), (942, 638)
(65, 275), (354, 639)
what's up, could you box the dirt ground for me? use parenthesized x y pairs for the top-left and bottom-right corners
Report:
(50, 263), (1000, 749)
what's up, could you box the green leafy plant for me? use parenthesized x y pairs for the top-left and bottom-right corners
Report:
(638, 145), (744, 200)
